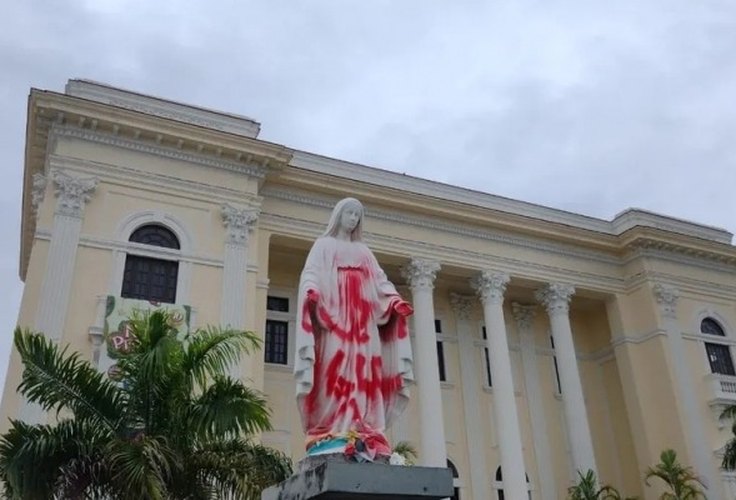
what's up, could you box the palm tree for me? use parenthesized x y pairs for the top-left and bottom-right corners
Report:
(0, 309), (292, 499)
(644, 449), (706, 500)
(567, 469), (637, 500)
(720, 405), (736, 470)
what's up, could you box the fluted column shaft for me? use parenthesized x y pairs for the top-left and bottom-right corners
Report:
(402, 259), (446, 467)
(536, 283), (596, 477)
(472, 271), (527, 500)
(220, 204), (259, 379)
(24, 170), (98, 424)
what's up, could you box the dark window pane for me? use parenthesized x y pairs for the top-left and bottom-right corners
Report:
(702, 318), (726, 336)
(484, 348), (493, 387)
(121, 255), (178, 304)
(129, 225), (180, 249)
(267, 296), (289, 312)
(446, 460), (459, 500)
(437, 341), (446, 382)
(435, 319), (442, 333)
(265, 320), (289, 365)
(482, 326), (487, 339)
(706, 342), (735, 375)
(551, 336), (562, 394)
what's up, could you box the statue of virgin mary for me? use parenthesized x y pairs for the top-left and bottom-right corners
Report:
(294, 197), (414, 461)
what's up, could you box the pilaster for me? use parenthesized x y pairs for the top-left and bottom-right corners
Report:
(220, 203), (259, 379)
(450, 293), (488, 500)
(513, 302), (556, 500)
(652, 283), (721, 496)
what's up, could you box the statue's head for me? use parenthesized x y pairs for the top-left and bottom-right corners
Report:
(323, 197), (364, 241)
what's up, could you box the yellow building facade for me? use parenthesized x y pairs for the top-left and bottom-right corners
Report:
(2, 80), (736, 499)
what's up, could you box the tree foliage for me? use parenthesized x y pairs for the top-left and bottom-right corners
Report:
(644, 449), (706, 500)
(567, 469), (638, 500)
(0, 310), (291, 499)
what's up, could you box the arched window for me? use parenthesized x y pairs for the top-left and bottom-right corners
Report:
(702, 318), (735, 376)
(447, 460), (460, 500)
(494, 466), (532, 500)
(121, 224), (180, 304)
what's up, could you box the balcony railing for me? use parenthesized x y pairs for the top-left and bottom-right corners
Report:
(705, 373), (736, 428)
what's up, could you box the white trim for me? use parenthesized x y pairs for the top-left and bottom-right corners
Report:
(109, 210), (194, 305)
(264, 288), (297, 370)
(290, 152), (732, 243)
(65, 79), (261, 138)
(116, 210), (194, 253)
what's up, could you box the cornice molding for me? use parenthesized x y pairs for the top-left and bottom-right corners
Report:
(291, 151), (733, 244)
(261, 187), (621, 266)
(49, 156), (261, 204)
(52, 124), (267, 179)
(259, 212), (627, 292)
(65, 79), (261, 138)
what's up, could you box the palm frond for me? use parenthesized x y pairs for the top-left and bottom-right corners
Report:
(183, 327), (261, 388)
(187, 377), (273, 438)
(0, 418), (108, 499)
(106, 435), (177, 500)
(14, 328), (124, 431)
(187, 439), (291, 499)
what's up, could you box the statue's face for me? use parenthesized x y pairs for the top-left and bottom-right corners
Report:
(340, 204), (361, 232)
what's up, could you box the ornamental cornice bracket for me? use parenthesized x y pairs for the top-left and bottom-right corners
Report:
(221, 203), (260, 246)
(535, 283), (575, 316)
(652, 282), (679, 319)
(51, 169), (98, 218)
(470, 270), (510, 305)
(401, 258), (440, 292)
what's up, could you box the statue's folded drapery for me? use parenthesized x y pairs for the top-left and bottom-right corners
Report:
(294, 236), (413, 459)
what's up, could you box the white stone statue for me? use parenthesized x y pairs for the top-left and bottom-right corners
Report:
(294, 197), (414, 461)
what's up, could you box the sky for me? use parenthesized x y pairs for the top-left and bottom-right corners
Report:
(1, 0), (736, 393)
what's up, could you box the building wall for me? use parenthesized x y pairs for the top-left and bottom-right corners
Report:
(3, 83), (736, 499)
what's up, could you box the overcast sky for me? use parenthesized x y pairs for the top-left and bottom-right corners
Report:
(1, 0), (735, 393)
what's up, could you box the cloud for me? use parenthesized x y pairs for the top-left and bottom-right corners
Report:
(1, 0), (735, 392)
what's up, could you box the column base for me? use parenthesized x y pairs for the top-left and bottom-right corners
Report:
(262, 458), (453, 500)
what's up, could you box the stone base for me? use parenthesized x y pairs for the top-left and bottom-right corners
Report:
(262, 460), (454, 500)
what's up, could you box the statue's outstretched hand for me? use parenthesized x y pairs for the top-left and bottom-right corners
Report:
(307, 289), (320, 304)
(394, 300), (413, 317)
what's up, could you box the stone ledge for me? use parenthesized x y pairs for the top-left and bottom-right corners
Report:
(262, 461), (453, 500)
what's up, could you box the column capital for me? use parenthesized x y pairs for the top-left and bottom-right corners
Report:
(511, 303), (537, 331)
(52, 170), (98, 218)
(449, 293), (474, 320)
(535, 283), (575, 316)
(221, 203), (259, 246)
(471, 271), (509, 305)
(31, 173), (47, 219)
(652, 283), (679, 319)
(402, 258), (440, 292)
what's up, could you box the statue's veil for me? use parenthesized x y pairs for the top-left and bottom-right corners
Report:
(321, 197), (364, 241)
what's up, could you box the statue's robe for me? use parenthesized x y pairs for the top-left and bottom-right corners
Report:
(294, 236), (413, 458)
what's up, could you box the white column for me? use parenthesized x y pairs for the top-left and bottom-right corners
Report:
(450, 293), (489, 500)
(402, 258), (446, 467)
(471, 271), (528, 500)
(653, 284), (720, 495)
(535, 283), (597, 477)
(220, 203), (258, 379)
(22, 170), (98, 423)
(513, 303), (556, 500)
